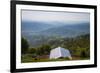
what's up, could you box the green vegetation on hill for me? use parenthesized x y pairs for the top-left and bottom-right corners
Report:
(21, 37), (29, 54)
(21, 34), (90, 63)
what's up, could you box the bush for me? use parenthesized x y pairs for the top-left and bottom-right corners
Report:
(36, 44), (51, 55)
(28, 48), (36, 54)
(21, 37), (29, 54)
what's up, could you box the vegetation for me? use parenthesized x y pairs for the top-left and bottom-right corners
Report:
(21, 37), (29, 54)
(21, 54), (71, 63)
(21, 34), (90, 63)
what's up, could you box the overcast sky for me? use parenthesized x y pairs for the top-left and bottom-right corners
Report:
(22, 10), (90, 24)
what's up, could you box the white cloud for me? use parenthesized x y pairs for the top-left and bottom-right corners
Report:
(22, 10), (90, 23)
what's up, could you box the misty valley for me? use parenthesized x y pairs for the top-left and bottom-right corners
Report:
(21, 21), (90, 63)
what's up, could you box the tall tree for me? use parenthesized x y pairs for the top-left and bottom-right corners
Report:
(21, 37), (29, 54)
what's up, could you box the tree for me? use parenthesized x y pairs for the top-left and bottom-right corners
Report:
(28, 48), (36, 54)
(21, 37), (29, 54)
(80, 50), (87, 58)
(36, 44), (51, 55)
(42, 44), (51, 55)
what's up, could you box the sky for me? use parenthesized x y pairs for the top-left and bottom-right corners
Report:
(22, 10), (90, 24)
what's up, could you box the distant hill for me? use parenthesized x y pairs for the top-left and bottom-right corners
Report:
(21, 21), (55, 35)
(38, 23), (90, 37)
(22, 21), (89, 37)
(21, 21), (90, 47)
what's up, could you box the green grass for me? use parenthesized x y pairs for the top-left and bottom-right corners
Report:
(21, 57), (70, 63)
(21, 54), (69, 63)
(21, 54), (89, 63)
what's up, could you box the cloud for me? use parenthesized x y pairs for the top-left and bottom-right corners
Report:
(22, 10), (90, 23)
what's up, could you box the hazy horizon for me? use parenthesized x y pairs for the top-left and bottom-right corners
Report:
(22, 10), (90, 25)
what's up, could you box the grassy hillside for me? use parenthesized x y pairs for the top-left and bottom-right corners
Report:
(21, 34), (90, 63)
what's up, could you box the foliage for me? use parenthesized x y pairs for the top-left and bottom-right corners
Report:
(38, 44), (51, 55)
(21, 34), (90, 62)
(21, 37), (29, 54)
(28, 44), (51, 56)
